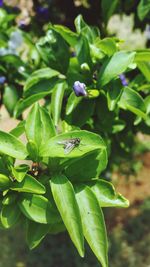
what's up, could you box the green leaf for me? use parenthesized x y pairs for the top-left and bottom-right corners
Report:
(66, 98), (95, 127)
(40, 130), (106, 158)
(19, 193), (61, 224)
(137, 0), (150, 20)
(101, 0), (119, 23)
(1, 204), (21, 228)
(11, 164), (29, 182)
(95, 37), (117, 57)
(11, 174), (46, 194)
(51, 175), (84, 257)
(98, 51), (136, 86)
(26, 140), (39, 161)
(26, 220), (50, 249)
(51, 81), (66, 126)
(118, 86), (146, 119)
(65, 150), (107, 182)
(23, 68), (60, 98)
(2, 193), (17, 205)
(3, 84), (19, 116)
(0, 130), (28, 159)
(75, 35), (92, 69)
(49, 221), (66, 234)
(53, 25), (78, 46)
(88, 179), (129, 207)
(25, 103), (56, 154)
(0, 174), (11, 190)
(14, 92), (50, 118)
(10, 121), (25, 137)
(36, 29), (70, 74)
(137, 62), (150, 82)
(66, 92), (82, 115)
(135, 50), (150, 62)
(75, 15), (87, 33)
(75, 185), (108, 267)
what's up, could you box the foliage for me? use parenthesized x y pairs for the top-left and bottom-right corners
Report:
(0, 4), (150, 267)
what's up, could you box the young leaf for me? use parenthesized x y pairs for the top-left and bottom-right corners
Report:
(75, 184), (108, 267)
(26, 220), (50, 249)
(40, 130), (106, 158)
(25, 103), (56, 154)
(11, 174), (46, 194)
(3, 84), (19, 116)
(98, 51), (136, 86)
(19, 193), (61, 224)
(1, 204), (21, 228)
(50, 175), (84, 257)
(0, 131), (28, 159)
(118, 86), (146, 119)
(88, 179), (129, 208)
(51, 81), (66, 126)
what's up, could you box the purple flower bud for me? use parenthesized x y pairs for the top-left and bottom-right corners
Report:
(0, 76), (6, 84)
(73, 81), (87, 97)
(119, 74), (128, 86)
(0, 0), (3, 7)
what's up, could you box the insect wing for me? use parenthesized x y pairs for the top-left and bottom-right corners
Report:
(57, 140), (69, 145)
(64, 142), (75, 154)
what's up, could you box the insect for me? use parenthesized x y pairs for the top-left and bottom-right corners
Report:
(57, 137), (81, 154)
(31, 162), (39, 176)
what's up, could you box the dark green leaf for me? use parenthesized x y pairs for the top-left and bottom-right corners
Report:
(1, 204), (21, 228)
(19, 193), (61, 224)
(51, 175), (84, 257)
(75, 185), (108, 267)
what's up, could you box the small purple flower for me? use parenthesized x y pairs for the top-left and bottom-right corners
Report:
(73, 81), (87, 97)
(119, 74), (128, 86)
(0, 0), (3, 7)
(0, 76), (6, 84)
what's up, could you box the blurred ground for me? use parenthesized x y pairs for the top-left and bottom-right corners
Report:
(0, 105), (150, 267)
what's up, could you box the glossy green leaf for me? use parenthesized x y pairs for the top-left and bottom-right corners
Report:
(10, 121), (25, 137)
(26, 220), (50, 249)
(65, 150), (107, 182)
(0, 174), (11, 190)
(19, 193), (61, 224)
(25, 103), (56, 153)
(95, 37), (117, 56)
(118, 86), (146, 119)
(137, 62), (150, 82)
(54, 25), (78, 46)
(14, 92), (50, 118)
(51, 175), (84, 257)
(75, 185), (108, 267)
(11, 174), (45, 194)
(36, 29), (69, 74)
(88, 179), (129, 207)
(98, 51), (136, 86)
(1, 204), (21, 228)
(0, 130), (28, 159)
(135, 50), (150, 62)
(23, 67), (60, 98)
(11, 164), (29, 182)
(51, 81), (66, 126)
(3, 84), (19, 116)
(40, 130), (106, 158)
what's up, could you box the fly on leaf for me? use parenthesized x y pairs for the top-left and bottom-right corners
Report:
(57, 138), (81, 154)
